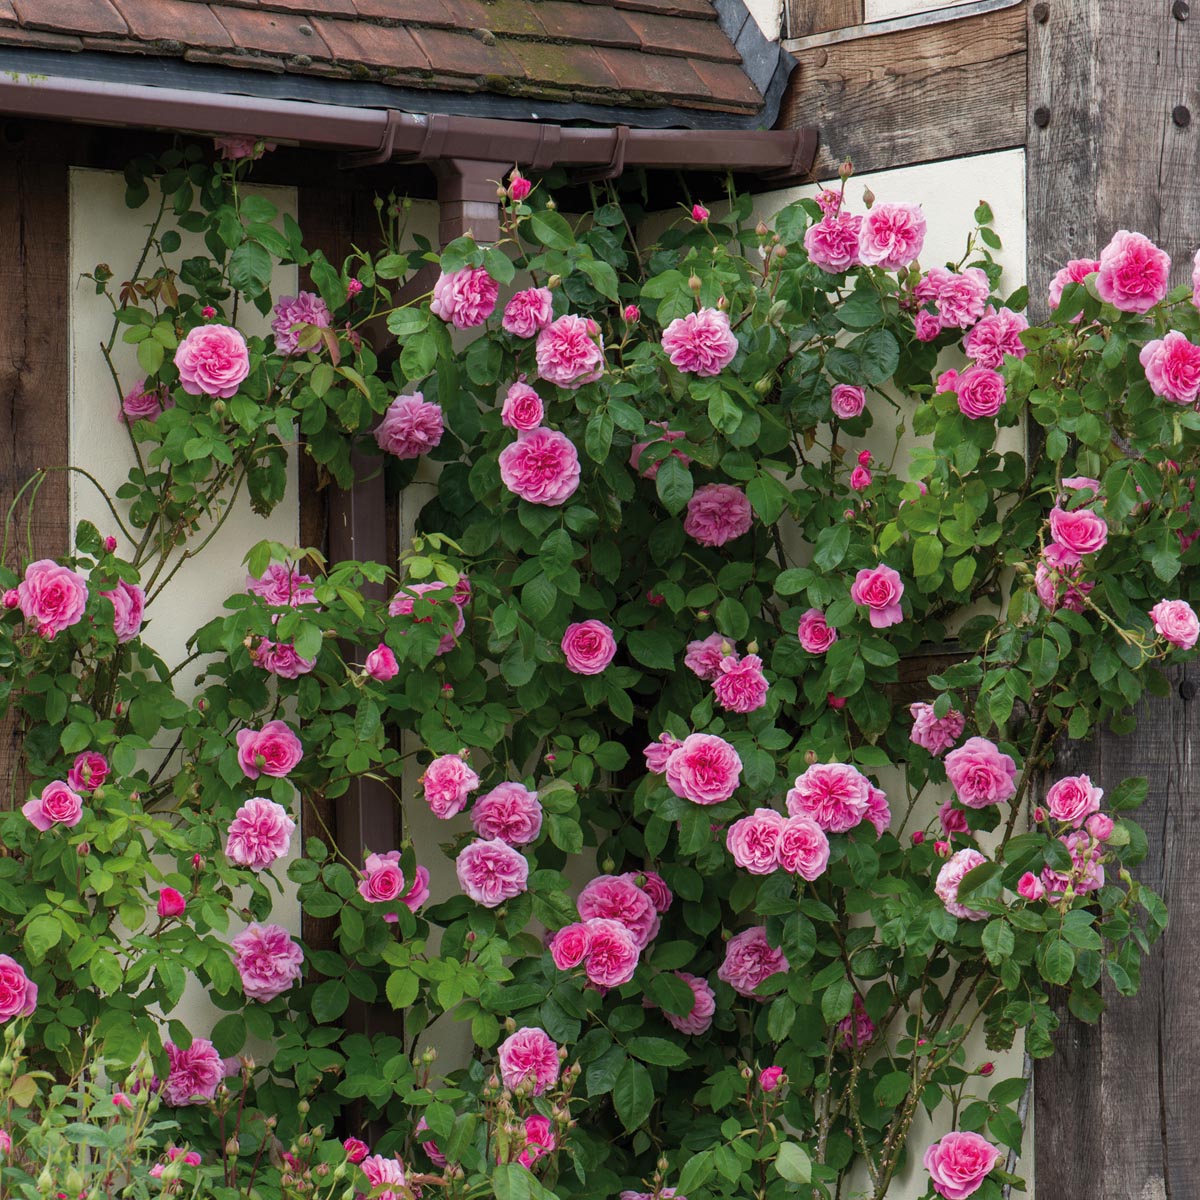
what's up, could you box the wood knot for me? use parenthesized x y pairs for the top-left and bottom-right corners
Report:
(1034, 106), (1051, 128)
(1174, 105), (1192, 127)
(1173, 0), (1189, 19)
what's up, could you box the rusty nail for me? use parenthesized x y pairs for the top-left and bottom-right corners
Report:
(1033, 2), (1049, 21)
(1034, 106), (1051, 128)
(1174, 105), (1192, 127)
(1173, 0), (1189, 19)
(1181, 678), (1197, 701)
(813, 48), (828, 67)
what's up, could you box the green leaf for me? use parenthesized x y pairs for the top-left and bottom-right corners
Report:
(627, 631), (675, 671)
(855, 328), (900, 385)
(982, 919), (1015, 964)
(25, 914), (62, 961)
(775, 1143), (812, 1185)
(613, 1058), (654, 1130)
(655, 454), (694, 514)
(586, 410), (614, 463)
(387, 307), (429, 338)
(311, 979), (349, 1022)
(812, 523), (851, 571)
(912, 535), (944, 577)
(821, 976), (854, 1023)
(229, 240), (273, 296)
(627, 1036), (689, 1067)
(1039, 937), (1075, 985)
(529, 209), (576, 250)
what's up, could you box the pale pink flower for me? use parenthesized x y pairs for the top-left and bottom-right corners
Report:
(561, 619), (617, 674)
(582, 917), (640, 987)
(850, 564), (905, 628)
(1087, 812), (1115, 841)
(1150, 598), (1200, 648)
(456, 838), (528, 907)
(955, 366), (1006, 419)
(401, 865), (431, 912)
(66, 751), (108, 793)
(1017, 871), (1045, 901)
(660, 971), (715, 1035)
(101, 579), (145, 643)
(924, 1131), (1001, 1199)
(422, 754), (480, 819)
(536, 314), (605, 388)
(358, 851), (405, 903)
(121, 378), (173, 423)
(163, 1038), (224, 1106)
(935, 369), (960, 395)
(944, 737), (1017, 808)
(365, 643), (399, 681)
(499, 428), (581, 505)
(577, 874), (660, 949)
(236, 720), (303, 780)
(22, 780), (83, 832)
(712, 653), (769, 713)
(914, 310), (941, 341)
(1048, 504), (1107, 560)
(629, 421), (691, 480)
(684, 483), (752, 547)
(0, 955), (37, 1021)
(502, 287), (554, 338)
(231, 923), (304, 1002)
(549, 922), (591, 970)
(797, 609), (837, 653)
(815, 187), (842, 216)
(857, 202), (926, 269)
(935, 848), (990, 921)
(174, 324), (249, 398)
(361, 1154), (408, 1194)
(939, 799), (968, 835)
(726, 808), (784, 875)
(1048, 258), (1099, 310)
(375, 393), (444, 460)
(786, 762), (871, 833)
(804, 213), (862, 273)
(909, 702), (965, 756)
(1035, 543), (1095, 612)
(963, 306), (1028, 369)
(1061, 475), (1102, 497)
(501, 381), (544, 431)
(1045, 774), (1103, 826)
(644, 732), (683, 774)
(1041, 830), (1105, 898)
(661, 308), (738, 376)
(224, 797), (295, 871)
(246, 564), (317, 607)
(717, 926), (789, 998)
(271, 291), (331, 355)
(17, 559), (87, 639)
(776, 815), (831, 879)
(931, 267), (990, 329)
(1095, 229), (1170, 313)
(830, 383), (865, 419)
(497, 1026), (560, 1094)
(664, 733), (742, 805)
(430, 266), (499, 329)
(471, 782), (543, 846)
(684, 633), (734, 680)
(1140, 330), (1200, 404)
(255, 639), (316, 678)
(865, 785), (891, 836)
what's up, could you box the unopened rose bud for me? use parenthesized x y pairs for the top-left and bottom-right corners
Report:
(196, 698), (206, 712)
(544, 753), (556, 763)
(623, 304), (640, 323)
(827, 693), (846, 709)
(225, 1138), (239, 1157)
(934, 840), (951, 857)
(755, 219), (770, 237)
(2, 590), (18, 610)
(688, 273), (702, 293)
(862, 186), (876, 209)
(202, 305), (216, 319)
(602, 857), (615, 873)
(978, 1062), (995, 1076)
(857, 450), (871, 466)
(740, 1066), (753, 1080)
(754, 376), (773, 395)
(843, 508), (856, 520)
(545, 198), (557, 210)
(911, 831), (925, 845)
(1033, 806), (1047, 823)
(213, 400), (226, 416)
(697, 609), (710, 620)
(104, 535), (118, 552)
(192, 853), (202, 869)
(691, 204), (709, 222)
(747, 640), (759, 654)
(547, 275), (562, 289)
(508, 170), (532, 202)
(77, 842), (90, 858)
(347, 278), (363, 297)
(804, 749), (818, 765)
(504, 1018), (516, 1033)
(465, 930), (477, 944)
(839, 160), (853, 180)
(496, 184), (508, 199)
(717, 294), (729, 309)
(917, 1037), (928, 1046)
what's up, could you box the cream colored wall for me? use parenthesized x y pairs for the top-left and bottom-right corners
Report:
(864, 0), (979, 20)
(743, 0), (783, 36)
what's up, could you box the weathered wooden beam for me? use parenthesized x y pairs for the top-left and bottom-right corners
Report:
(786, 0), (864, 39)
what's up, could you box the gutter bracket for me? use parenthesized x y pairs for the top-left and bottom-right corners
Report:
(574, 125), (629, 183)
(758, 126), (820, 184)
(339, 108), (404, 169)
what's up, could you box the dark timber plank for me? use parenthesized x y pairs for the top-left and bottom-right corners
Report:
(786, 0), (864, 38)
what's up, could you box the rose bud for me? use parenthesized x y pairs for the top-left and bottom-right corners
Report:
(827, 693), (846, 709)
(1033, 806), (1047, 823)
(157, 887), (186, 918)
(2, 591), (18, 609)
(692, 204), (709, 222)
(934, 840), (951, 857)
(978, 1062), (995, 1077)
(911, 831), (925, 845)
(623, 304), (640, 323)
(104, 536), (118, 552)
(1086, 813), (1114, 841)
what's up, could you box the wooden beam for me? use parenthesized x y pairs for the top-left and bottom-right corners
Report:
(786, 0), (864, 39)
(778, 3), (1026, 179)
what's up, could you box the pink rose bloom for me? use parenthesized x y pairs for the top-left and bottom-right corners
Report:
(471, 781), (543, 846)
(954, 366), (1006, 419)
(849, 465), (872, 491)
(935, 848), (990, 920)
(401, 864), (431, 912)
(684, 483), (753, 547)
(1048, 505), (1108, 560)
(914, 309), (941, 341)
(864, 785), (891, 836)
(578, 874), (660, 949)
(358, 851), (405, 903)
(661, 308), (738, 376)
(361, 1154), (407, 1194)
(661, 970), (715, 1035)
(255, 639), (316, 678)
(717, 926), (789, 998)
(236, 720), (303, 781)
(518, 1114), (556, 1168)
(214, 135), (274, 160)
(101, 579), (145, 643)
(66, 751), (108, 793)
(1150, 598), (1200, 648)
(1095, 229), (1170, 313)
(924, 1131), (1001, 1200)
(797, 609), (837, 653)
(1017, 871), (1045, 901)
(909, 702), (965, 756)
(582, 917), (640, 987)
(502, 287), (554, 338)
(422, 754), (480, 819)
(712, 652), (769, 713)
(1035, 543), (1095, 613)
(343, 1138), (369, 1165)
(22, 780), (83, 832)
(838, 995), (876, 1049)
(786, 762), (871, 833)
(857, 202), (926, 269)
(174, 324), (249, 398)
(164, 1038), (224, 1106)
(121, 378), (173, 423)
(939, 799), (968, 835)
(430, 266), (499, 329)
(963, 306), (1029, 369)
(375, 393), (444, 460)
(0, 1129), (11, 1155)
(390, 580), (465, 655)
(664, 733), (743, 805)
(501, 381), (545, 432)
(726, 808), (785, 875)
(414, 1119), (445, 1167)
(944, 737), (1017, 808)
(850, 564), (905, 628)
(456, 838), (528, 907)
(499, 428), (581, 506)
(246, 564), (317, 608)
(1087, 812), (1115, 841)
(1042, 831), (1105, 898)
(627, 869), (673, 913)
(1140, 330), (1200, 404)
(1048, 258), (1100, 310)
(644, 732), (683, 774)
(157, 887), (186, 918)
(624, 304), (641, 323)
(549, 922), (591, 970)
(508, 170), (532, 202)
(776, 815), (831, 879)
(935, 369), (960, 395)
(365, 643), (399, 681)
(0, 955), (37, 1021)
(759, 1066), (785, 1092)
(271, 291), (331, 356)
(830, 384), (866, 419)
(17, 559), (87, 639)
(1045, 774), (1103, 826)
(231, 923), (304, 1002)
(536, 314), (605, 388)
(932, 267), (990, 329)
(815, 188), (841, 216)
(224, 797), (295, 871)
(803, 212), (862, 273)
(684, 633), (734, 680)
(1062, 475), (1102, 497)
(561, 619), (617, 675)
(629, 421), (691, 480)
(497, 1026), (560, 1094)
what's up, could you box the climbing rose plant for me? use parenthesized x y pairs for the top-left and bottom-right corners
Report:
(0, 141), (1186, 1200)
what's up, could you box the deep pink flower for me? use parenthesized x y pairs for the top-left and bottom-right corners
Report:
(684, 483), (752, 547)
(1017, 871), (1045, 901)
(246, 564), (317, 608)
(549, 922), (591, 970)
(1045, 774), (1103, 827)
(22, 781), (83, 832)
(502, 287), (554, 338)
(1035, 543), (1095, 612)
(924, 1131), (1001, 1199)
(157, 887), (186, 918)
(759, 1066), (785, 1092)
(644, 732), (683, 774)
(501, 381), (544, 431)
(837, 995), (876, 1050)
(121, 379), (173, 423)
(850, 564), (905, 628)
(930, 267), (990, 329)
(797, 608), (837, 653)
(909, 702), (965, 756)
(231, 923), (303, 1002)
(17, 560), (87, 639)
(174, 324), (249, 398)
(963, 306), (1028, 368)
(497, 1027), (560, 1094)
(272, 291), (331, 356)
(536, 314), (605, 388)
(224, 797), (295, 871)
(914, 310), (941, 341)
(430, 267), (499, 329)
(624, 304), (641, 323)
(163, 1038), (224, 1106)
(236, 721), (303, 781)
(375, 393), (444, 460)
(358, 851), (405, 904)
(664, 733), (742, 805)
(214, 135), (274, 160)
(401, 865), (431, 912)
(726, 808), (784, 875)
(684, 633), (734, 680)
(577, 875), (660, 949)
(365, 643), (399, 681)
(1048, 504), (1107, 560)
(508, 170), (532, 202)
(712, 652), (768, 713)
(389, 580), (465, 655)
(414, 1118), (445, 1167)
(518, 1114), (556, 1168)
(864, 785), (891, 836)
(830, 383), (866, 419)
(561, 619), (617, 674)
(717, 926), (788, 998)
(659, 970), (715, 1035)
(786, 762), (872, 833)
(691, 203), (709, 222)
(66, 751), (108, 793)
(1151, 598), (1200, 648)
(955, 366), (1006, 419)
(629, 421), (690, 480)
(471, 781), (543, 846)
(627, 869), (672, 913)
(857, 202), (926, 269)
(776, 815), (831, 879)
(804, 213), (862, 273)
(1095, 229), (1170, 313)
(939, 799), (968, 835)
(343, 1138), (369, 1164)
(944, 737), (1017, 808)
(499, 428), (581, 506)
(101, 579), (145, 643)
(661, 308), (738, 376)
(456, 838), (528, 907)
(0, 955), (37, 1021)
(935, 848), (990, 921)
(1048, 258), (1099, 310)
(849, 465), (872, 491)
(582, 917), (640, 987)
(422, 754), (479, 819)
(1140, 330), (1200, 404)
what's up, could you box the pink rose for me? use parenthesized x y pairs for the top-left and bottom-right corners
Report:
(246, 564), (316, 608)
(214, 135), (274, 160)
(909, 702), (965, 756)
(236, 720), (303, 780)
(850, 564), (905, 628)
(101, 579), (145, 643)
(664, 733), (742, 805)
(535, 314), (605, 389)
(414, 1118), (445, 1167)
(254, 639), (316, 678)
(1095, 229), (1170, 313)
(954, 366), (1006, 419)
(627, 869), (673, 913)
(830, 384), (865, 419)
(518, 1114), (555, 1168)
(389, 580), (465, 655)
(923, 1131), (1001, 1199)
(17, 559), (87, 639)
(561, 619), (617, 675)
(931, 267), (990, 329)
(849, 465), (872, 491)
(1048, 258), (1099, 310)
(1048, 504), (1107, 560)
(804, 213), (862, 273)
(786, 762), (872, 833)
(499, 428), (581, 506)
(944, 737), (1017, 808)
(430, 266), (499, 329)
(712, 653), (769, 713)
(502, 287), (554, 338)
(471, 781), (543, 846)
(838, 994), (876, 1049)
(582, 917), (640, 987)
(508, 170), (532, 202)
(501, 381), (544, 432)
(624, 304), (641, 323)
(684, 633), (734, 680)
(1017, 871), (1045, 901)
(684, 483), (753, 547)
(0, 955), (37, 1021)
(659, 970), (715, 1035)
(1045, 774), (1103, 826)
(726, 808), (784, 875)
(1150, 598), (1200, 648)
(717, 926), (789, 998)
(797, 609), (837, 653)
(224, 797), (295, 871)
(365, 643), (399, 681)
(456, 838), (528, 907)
(422, 754), (480, 818)
(629, 421), (691, 480)
(66, 751), (108, 793)
(660, 308), (738, 376)
(157, 887), (186, 918)
(914, 309), (941, 341)
(1041, 830), (1105, 898)
(759, 1066), (785, 1092)
(343, 1138), (369, 1164)
(865, 785), (891, 836)
(163, 1037), (224, 1106)
(939, 799), (968, 835)
(857, 202), (926, 269)
(691, 203), (709, 222)
(935, 848), (990, 920)
(1035, 543), (1095, 613)
(577, 874), (660, 949)
(549, 922), (591, 970)
(1140, 330), (1200, 404)
(1087, 812), (1115, 841)
(374, 393), (444, 460)
(121, 378), (173, 423)
(497, 1026), (560, 1094)
(401, 865), (431, 912)
(361, 1155), (407, 1192)
(935, 369), (960, 395)
(644, 732), (683, 774)
(174, 324), (249, 398)
(22, 780), (83, 831)
(963, 306), (1028, 369)
(271, 291), (331, 356)
(231, 923), (304, 1002)
(776, 815), (831, 879)
(358, 851), (405, 903)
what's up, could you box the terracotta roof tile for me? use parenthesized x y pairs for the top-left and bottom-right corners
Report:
(0, 1), (16, 24)
(509, 38), (618, 93)
(619, 8), (739, 60)
(532, 1), (637, 47)
(313, 15), (427, 71)
(212, 5), (332, 57)
(595, 43), (707, 100)
(407, 25), (523, 78)
(12, 0), (127, 36)
(110, 0), (233, 47)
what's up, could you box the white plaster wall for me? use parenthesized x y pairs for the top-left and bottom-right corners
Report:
(744, 0), (783, 37)
(864, 0), (978, 20)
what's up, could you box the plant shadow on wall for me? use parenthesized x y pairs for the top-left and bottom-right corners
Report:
(0, 140), (1187, 1199)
